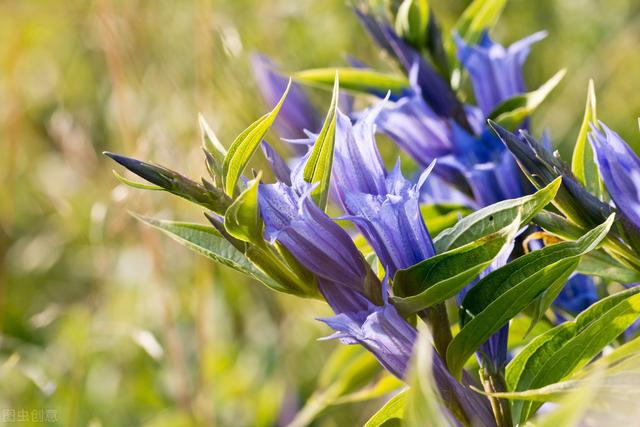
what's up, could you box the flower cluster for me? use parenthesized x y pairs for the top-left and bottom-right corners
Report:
(106, 2), (640, 426)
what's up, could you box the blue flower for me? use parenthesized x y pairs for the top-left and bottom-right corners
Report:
(332, 103), (436, 276)
(258, 182), (375, 297)
(589, 122), (640, 232)
(553, 273), (599, 315)
(375, 65), (454, 169)
(456, 31), (547, 116)
(318, 281), (496, 425)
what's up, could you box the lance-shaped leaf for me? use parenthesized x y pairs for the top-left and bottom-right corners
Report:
(577, 249), (640, 283)
(223, 79), (291, 196)
(454, 0), (508, 46)
(394, 0), (429, 52)
(294, 68), (409, 96)
(434, 177), (560, 253)
(363, 389), (408, 427)
(571, 80), (604, 199)
(446, 215), (614, 379)
(199, 113), (227, 186)
(303, 73), (339, 210)
(224, 172), (263, 243)
(105, 152), (232, 214)
(133, 215), (293, 293)
(391, 215), (520, 315)
(505, 286), (640, 423)
(488, 69), (566, 130)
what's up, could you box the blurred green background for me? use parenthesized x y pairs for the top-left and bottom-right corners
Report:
(1, 0), (640, 425)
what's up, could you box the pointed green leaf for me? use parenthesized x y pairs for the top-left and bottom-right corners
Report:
(446, 214), (614, 379)
(364, 389), (408, 427)
(434, 177), (560, 253)
(293, 68), (408, 96)
(223, 80), (291, 196)
(391, 214), (520, 315)
(303, 73), (339, 209)
(224, 172), (263, 243)
(454, 0), (508, 46)
(506, 286), (640, 422)
(133, 215), (288, 293)
(489, 69), (566, 130)
(577, 249), (640, 283)
(571, 80), (604, 199)
(112, 169), (163, 191)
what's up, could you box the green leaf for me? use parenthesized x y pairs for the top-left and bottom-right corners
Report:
(293, 68), (409, 96)
(112, 169), (163, 191)
(224, 172), (263, 243)
(199, 113), (227, 185)
(571, 80), (604, 199)
(133, 215), (287, 293)
(434, 177), (560, 253)
(577, 249), (640, 283)
(506, 286), (640, 422)
(223, 79), (291, 196)
(490, 69), (566, 130)
(363, 389), (408, 427)
(395, 0), (429, 51)
(446, 214), (614, 379)
(391, 214), (520, 315)
(303, 73), (339, 210)
(532, 210), (586, 241)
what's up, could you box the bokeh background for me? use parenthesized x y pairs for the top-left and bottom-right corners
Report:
(1, 0), (640, 425)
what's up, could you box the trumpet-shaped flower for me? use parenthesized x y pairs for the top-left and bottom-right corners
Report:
(589, 122), (640, 233)
(456, 31), (547, 116)
(332, 104), (436, 276)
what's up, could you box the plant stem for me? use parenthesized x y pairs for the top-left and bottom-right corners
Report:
(480, 368), (512, 427)
(419, 302), (453, 359)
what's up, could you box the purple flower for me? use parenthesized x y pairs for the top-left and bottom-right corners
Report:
(340, 163), (436, 277)
(332, 103), (436, 276)
(318, 281), (496, 425)
(456, 31), (547, 116)
(589, 122), (640, 233)
(258, 183), (374, 294)
(375, 66), (454, 169)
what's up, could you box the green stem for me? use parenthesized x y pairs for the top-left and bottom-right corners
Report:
(480, 368), (512, 427)
(419, 302), (453, 360)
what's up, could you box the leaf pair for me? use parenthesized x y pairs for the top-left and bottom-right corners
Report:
(446, 214), (615, 379)
(506, 286), (640, 422)
(391, 179), (561, 315)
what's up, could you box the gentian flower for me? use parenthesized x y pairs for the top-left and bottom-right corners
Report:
(332, 103), (436, 277)
(589, 122), (640, 234)
(456, 31), (547, 116)
(318, 279), (497, 426)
